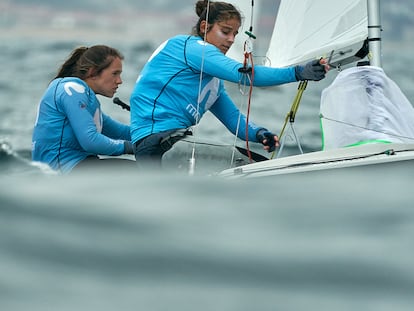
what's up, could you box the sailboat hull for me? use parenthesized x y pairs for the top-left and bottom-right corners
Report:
(219, 143), (414, 178)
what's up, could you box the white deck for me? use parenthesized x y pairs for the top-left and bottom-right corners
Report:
(219, 143), (414, 178)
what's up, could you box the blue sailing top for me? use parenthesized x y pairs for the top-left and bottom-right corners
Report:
(130, 35), (297, 144)
(32, 77), (130, 173)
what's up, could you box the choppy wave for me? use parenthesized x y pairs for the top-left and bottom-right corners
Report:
(0, 139), (52, 176)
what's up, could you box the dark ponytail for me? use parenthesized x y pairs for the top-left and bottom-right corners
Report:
(54, 45), (124, 80)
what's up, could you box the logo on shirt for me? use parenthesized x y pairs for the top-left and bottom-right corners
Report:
(186, 104), (201, 122)
(64, 81), (85, 96)
(199, 78), (219, 110)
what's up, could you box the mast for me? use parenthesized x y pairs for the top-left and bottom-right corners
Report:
(367, 0), (382, 67)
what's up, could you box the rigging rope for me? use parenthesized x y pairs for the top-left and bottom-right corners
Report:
(271, 80), (308, 159)
(320, 115), (414, 142)
(237, 0), (256, 163)
(241, 48), (255, 163)
(189, 0), (211, 175)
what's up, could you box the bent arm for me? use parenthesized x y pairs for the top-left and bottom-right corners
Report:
(61, 92), (126, 156)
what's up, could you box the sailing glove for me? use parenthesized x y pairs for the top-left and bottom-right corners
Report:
(256, 129), (277, 152)
(124, 141), (134, 154)
(295, 59), (326, 81)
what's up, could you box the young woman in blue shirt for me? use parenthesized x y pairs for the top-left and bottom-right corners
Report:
(130, 0), (327, 166)
(32, 45), (134, 173)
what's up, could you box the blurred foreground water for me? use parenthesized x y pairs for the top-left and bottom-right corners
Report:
(1, 163), (414, 310)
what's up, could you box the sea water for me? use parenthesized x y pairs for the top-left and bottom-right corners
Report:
(1, 167), (414, 310)
(1, 11), (414, 311)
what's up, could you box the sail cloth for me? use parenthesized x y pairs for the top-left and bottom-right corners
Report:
(266, 0), (368, 68)
(320, 66), (414, 150)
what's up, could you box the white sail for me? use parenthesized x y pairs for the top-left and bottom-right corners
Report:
(266, 0), (368, 68)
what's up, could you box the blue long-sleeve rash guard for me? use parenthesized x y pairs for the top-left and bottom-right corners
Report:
(130, 35), (297, 144)
(32, 77), (130, 173)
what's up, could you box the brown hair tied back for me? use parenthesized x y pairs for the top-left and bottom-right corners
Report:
(192, 0), (242, 37)
(195, 0), (210, 17)
(54, 45), (124, 80)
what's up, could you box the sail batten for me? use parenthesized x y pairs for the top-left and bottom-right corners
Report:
(266, 0), (368, 68)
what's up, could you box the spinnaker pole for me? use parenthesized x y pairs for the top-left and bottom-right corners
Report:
(367, 0), (382, 67)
